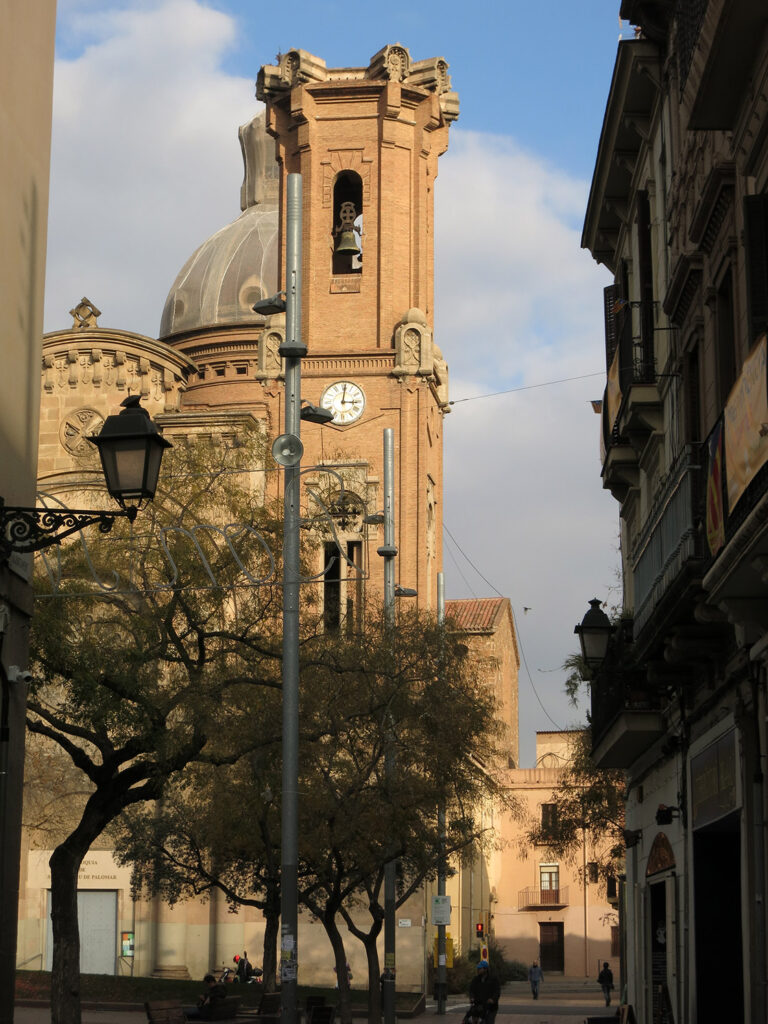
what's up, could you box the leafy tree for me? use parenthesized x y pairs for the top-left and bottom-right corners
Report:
(114, 609), (514, 1024)
(27, 433), (288, 1024)
(23, 732), (94, 846)
(116, 738), (284, 990)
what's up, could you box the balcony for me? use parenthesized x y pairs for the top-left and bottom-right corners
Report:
(601, 298), (661, 501)
(518, 887), (569, 911)
(631, 445), (706, 643)
(590, 669), (665, 770)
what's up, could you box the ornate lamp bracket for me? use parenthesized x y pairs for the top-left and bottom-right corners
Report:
(0, 497), (138, 561)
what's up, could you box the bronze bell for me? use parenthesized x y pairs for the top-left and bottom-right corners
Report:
(335, 229), (360, 256)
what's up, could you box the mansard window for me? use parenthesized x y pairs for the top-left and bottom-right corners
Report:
(744, 194), (768, 346)
(332, 171), (363, 275)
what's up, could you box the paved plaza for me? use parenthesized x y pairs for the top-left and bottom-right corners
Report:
(15, 979), (617, 1024)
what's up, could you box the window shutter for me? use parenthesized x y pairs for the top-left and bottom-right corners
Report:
(744, 194), (768, 345)
(604, 285), (618, 372)
(636, 190), (655, 379)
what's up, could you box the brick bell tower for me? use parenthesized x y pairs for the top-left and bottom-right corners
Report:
(257, 45), (458, 615)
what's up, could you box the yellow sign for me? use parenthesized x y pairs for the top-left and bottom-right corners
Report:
(605, 347), (622, 438)
(725, 334), (768, 512)
(433, 935), (454, 968)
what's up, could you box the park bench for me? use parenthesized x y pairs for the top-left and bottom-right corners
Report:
(145, 997), (242, 1023)
(254, 991), (282, 1022)
(306, 1006), (335, 1024)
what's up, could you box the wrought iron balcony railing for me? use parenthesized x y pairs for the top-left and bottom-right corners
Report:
(630, 444), (706, 640)
(518, 887), (569, 911)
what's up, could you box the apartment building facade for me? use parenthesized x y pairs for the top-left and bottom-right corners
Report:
(582, 3), (768, 1022)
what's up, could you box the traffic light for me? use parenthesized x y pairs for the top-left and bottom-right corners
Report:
(476, 921), (484, 940)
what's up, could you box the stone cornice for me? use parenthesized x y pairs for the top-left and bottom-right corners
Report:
(43, 327), (197, 374)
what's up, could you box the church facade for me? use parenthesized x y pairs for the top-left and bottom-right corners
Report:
(20, 44), (616, 987)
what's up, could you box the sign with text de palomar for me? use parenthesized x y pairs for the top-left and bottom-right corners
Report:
(432, 895), (451, 925)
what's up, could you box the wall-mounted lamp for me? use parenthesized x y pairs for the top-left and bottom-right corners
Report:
(574, 598), (614, 673)
(622, 828), (642, 848)
(655, 804), (681, 826)
(0, 396), (170, 562)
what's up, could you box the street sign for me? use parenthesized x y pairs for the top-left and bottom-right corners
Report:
(432, 895), (451, 925)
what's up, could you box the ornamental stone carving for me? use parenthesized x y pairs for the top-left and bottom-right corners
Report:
(257, 49), (328, 100)
(368, 44), (411, 83)
(256, 317), (285, 381)
(69, 297), (101, 330)
(42, 312), (191, 413)
(59, 408), (104, 457)
(393, 308), (432, 377)
(257, 46), (459, 124)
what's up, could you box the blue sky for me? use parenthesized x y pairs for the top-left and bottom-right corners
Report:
(46, 0), (630, 765)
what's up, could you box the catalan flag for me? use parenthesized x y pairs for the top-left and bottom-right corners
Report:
(706, 420), (725, 556)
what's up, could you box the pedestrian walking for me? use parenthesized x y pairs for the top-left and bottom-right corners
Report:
(528, 959), (543, 999)
(598, 961), (614, 1006)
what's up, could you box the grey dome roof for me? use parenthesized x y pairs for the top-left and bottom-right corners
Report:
(159, 202), (278, 339)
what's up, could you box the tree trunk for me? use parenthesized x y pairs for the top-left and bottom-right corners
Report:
(322, 911), (352, 1024)
(49, 839), (89, 1024)
(340, 897), (384, 1024)
(361, 923), (383, 1024)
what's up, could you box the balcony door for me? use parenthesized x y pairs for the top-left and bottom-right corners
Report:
(539, 922), (564, 972)
(540, 864), (560, 904)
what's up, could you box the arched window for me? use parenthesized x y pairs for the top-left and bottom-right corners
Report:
(332, 171), (363, 275)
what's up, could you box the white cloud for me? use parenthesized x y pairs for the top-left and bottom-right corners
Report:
(46, 0), (257, 335)
(436, 130), (618, 761)
(43, 2), (619, 764)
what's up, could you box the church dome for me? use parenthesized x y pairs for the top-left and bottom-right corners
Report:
(159, 112), (280, 340)
(159, 203), (278, 338)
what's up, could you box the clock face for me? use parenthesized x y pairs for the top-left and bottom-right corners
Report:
(321, 381), (366, 425)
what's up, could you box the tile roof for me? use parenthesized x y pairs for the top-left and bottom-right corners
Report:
(445, 597), (507, 632)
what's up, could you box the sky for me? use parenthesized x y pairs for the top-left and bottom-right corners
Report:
(45, 0), (632, 767)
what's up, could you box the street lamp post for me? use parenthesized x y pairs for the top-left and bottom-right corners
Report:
(254, 173), (308, 1024)
(277, 174), (304, 1024)
(435, 571), (447, 1014)
(378, 427), (398, 1024)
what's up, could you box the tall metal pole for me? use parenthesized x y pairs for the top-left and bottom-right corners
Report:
(379, 428), (397, 1024)
(280, 173), (304, 1024)
(436, 573), (447, 1014)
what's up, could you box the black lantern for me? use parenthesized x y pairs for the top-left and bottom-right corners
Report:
(574, 598), (614, 671)
(0, 395), (171, 561)
(88, 395), (171, 508)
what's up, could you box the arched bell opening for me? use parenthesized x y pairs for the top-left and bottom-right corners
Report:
(332, 171), (363, 275)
